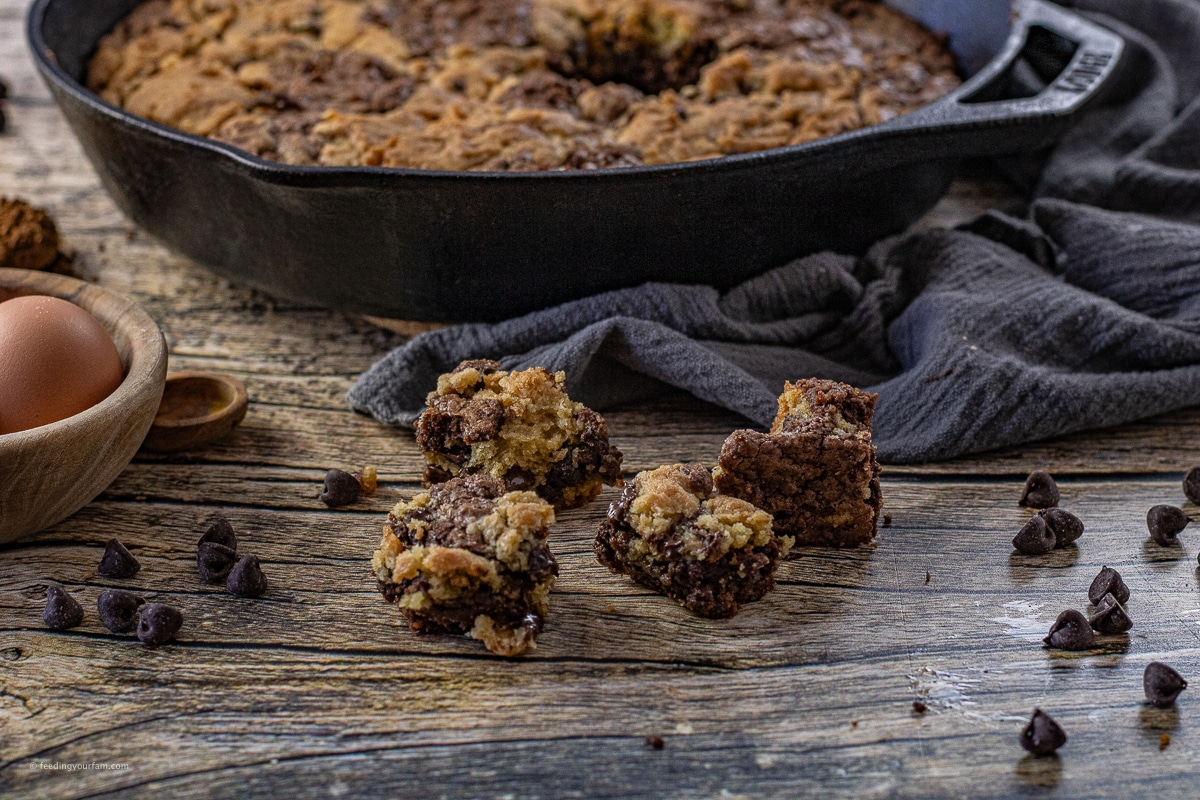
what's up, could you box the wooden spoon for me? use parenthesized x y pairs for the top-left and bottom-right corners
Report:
(142, 371), (248, 452)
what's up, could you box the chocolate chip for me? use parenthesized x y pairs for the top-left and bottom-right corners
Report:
(199, 516), (237, 550)
(883, 514), (893, 528)
(1044, 609), (1094, 650)
(1012, 515), (1055, 555)
(504, 466), (536, 491)
(137, 603), (183, 646)
(1038, 508), (1083, 548)
(1088, 592), (1132, 635)
(42, 585), (83, 630)
(227, 554), (268, 597)
(912, 701), (927, 715)
(320, 469), (361, 507)
(1144, 662), (1187, 708)
(1020, 709), (1066, 756)
(197, 542), (238, 583)
(97, 589), (144, 633)
(1147, 505), (1190, 545)
(1184, 467), (1200, 505)
(1019, 471), (1059, 509)
(97, 538), (140, 578)
(645, 735), (664, 749)
(1088, 566), (1130, 606)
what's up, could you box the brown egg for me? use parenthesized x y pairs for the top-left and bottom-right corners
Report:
(0, 295), (124, 435)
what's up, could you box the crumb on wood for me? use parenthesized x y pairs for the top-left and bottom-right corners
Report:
(606, 604), (616, 613)
(912, 701), (927, 715)
(645, 735), (664, 750)
(850, 720), (858, 728)
(925, 571), (931, 585)
(1160, 733), (1171, 750)
(359, 465), (378, 495)
(883, 514), (893, 528)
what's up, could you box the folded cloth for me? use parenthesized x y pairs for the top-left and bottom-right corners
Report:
(349, 0), (1200, 463)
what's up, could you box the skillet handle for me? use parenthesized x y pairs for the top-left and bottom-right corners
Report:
(880, 0), (1125, 156)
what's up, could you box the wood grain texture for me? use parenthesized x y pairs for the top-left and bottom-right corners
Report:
(2, 4), (1200, 797)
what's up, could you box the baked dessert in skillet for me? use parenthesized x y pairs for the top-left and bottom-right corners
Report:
(87, 0), (960, 171)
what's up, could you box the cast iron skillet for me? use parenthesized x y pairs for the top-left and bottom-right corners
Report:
(29, 0), (1122, 322)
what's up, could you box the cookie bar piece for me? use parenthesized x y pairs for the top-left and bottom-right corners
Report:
(372, 474), (558, 656)
(595, 463), (791, 619)
(415, 360), (623, 509)
(713, 379), (881, 549)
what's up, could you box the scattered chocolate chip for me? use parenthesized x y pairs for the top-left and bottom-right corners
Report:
(1147, 505), (1190, 546)
(1044, 609), (1095, 651)
(1088, 592), (1132, 635)
(199, 516), (237, 550)
(1019, 471), (1059, 509)
(320, 469), (361, 507)
(1160, 733), (1171, 750)
(1144, 662), (1188, 708)
(645, 735), (664, 750)
(883, 514), (893, 528)
(227, 554), (268, 597)
(1038, 508), (1083, 548)
(850, 720), (858, 728)
(912, 701), (927, 715)
(42, 585), (83, 630)
(137, 603), (183, 646)
(1088, 566), (1130, 606)
(1020, 709), (1066, 756)
(97, 538), (140, 578)
(197, 542), (238, 583)
(925, 571), (931, 585)
(1184, 467), (1200, 505)
(97, 589), (144, 633)
(1012, 515), (1056, 555)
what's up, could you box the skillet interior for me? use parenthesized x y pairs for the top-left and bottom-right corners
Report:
(31, 0), (1113, 321)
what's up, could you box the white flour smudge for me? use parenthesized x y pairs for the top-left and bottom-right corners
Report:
(990, 600), (1048, 642)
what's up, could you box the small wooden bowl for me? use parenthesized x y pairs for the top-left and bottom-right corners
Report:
(142, 371), (248, 452)
(0, 268), (167, 544)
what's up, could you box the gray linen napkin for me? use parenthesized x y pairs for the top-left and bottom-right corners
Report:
(349, 0), (1200, 463)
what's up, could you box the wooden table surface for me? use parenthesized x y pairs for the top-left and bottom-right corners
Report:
(3, 3), (1199, 797)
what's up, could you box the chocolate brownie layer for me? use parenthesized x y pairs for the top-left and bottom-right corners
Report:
(371, 474), (558, 656)
(714, 379), (881, 548)
(595, 463), (791, 618)
(416, 360), (623, 509)
(87, 0), (960, 171)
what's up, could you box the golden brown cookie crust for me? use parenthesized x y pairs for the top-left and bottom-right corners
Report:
(87, 0), (961, 171)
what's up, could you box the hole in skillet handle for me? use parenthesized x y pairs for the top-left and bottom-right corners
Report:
(878, 0), (1125, 161)
(962, 25), (1080, 103)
